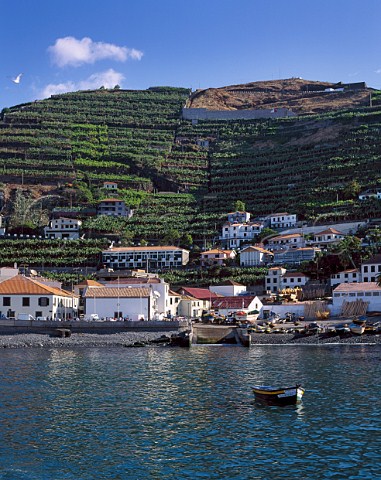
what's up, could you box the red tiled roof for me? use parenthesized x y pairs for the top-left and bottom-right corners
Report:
(179, 287), (219, 300)
(212, 296), (256, 309)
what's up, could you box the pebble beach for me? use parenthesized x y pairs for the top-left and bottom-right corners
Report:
(1, 330), (381, 348)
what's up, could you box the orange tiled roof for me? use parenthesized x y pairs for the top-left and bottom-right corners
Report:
(0, 275), (75, 297)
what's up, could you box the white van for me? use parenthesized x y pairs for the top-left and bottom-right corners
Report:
(17, 313), (35, 321)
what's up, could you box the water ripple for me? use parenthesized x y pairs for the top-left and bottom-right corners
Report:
(0, 345), (381, 479)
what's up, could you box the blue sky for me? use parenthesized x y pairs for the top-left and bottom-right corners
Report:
(1, 0), (381, 108)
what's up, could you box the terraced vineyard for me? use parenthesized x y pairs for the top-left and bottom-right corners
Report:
(180, 107), (381, 221)
(1, 82), (381, 244)
(0, 87), (196, 191)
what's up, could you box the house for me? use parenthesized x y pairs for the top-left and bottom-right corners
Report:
(361, 254), (381, 282)
(269, 212), (297, 229)
(332, 282), (381, 315)
(265, 267), (287, 293)
(177, 294), (204, 319)
(0, 274), (79, 320)
(177, 287), (219, 313)
(239, 245), (273, 266)
(310, 228), (345, 248)
(220, 220), (264, 249)
(266, 233), (306, 251)
(200, 249), (236, 266)
(265, 267), (309, 293)
(97, 198), (132, 217)
(273, 247), (320, 265)
(102, 246), (190, 271)
(44, 217), (82, 240)
(83, 285), (155, 321)
(167, 290), (182, 319)
(209, 280), (247, 297)
(211, 296), (263, 317)
(103, 181), (118, 191)
(99, 275), (170, 319)
(331, 269), (360, 288)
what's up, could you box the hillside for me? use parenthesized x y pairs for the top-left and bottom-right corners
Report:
(1, 79), (381, 245)
(188, 78), (372, 114)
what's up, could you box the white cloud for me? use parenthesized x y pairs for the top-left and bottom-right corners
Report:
(48, 36), (143, 67)
(376, 69), (381, 74)
(41, 69), (125, 98)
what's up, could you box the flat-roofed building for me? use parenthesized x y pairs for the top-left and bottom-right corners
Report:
(102, 246), (190, 271)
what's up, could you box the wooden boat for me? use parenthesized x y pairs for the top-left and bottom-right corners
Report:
(252, 384), (305, 406)
(349, 322), (365, 335)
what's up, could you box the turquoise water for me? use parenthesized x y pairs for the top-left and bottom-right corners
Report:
(0, 345), (381, 479)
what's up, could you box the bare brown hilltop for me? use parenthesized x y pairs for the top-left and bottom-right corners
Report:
(188, 78), (372, 114)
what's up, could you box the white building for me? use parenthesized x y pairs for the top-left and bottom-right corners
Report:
(83, 285), (154, 321)
(220, 221), (264, 249)
(331, 268), (360, 288)
(265, 267), (286, 293)
(44, 217), (82, 240)
(102, 246), (190, 270)
(209, 280), (247, 297)
(269, 212), (297, 229)
(358, 190), (381, 201)
(265, 267), (309, 293)
(361, 254), (381, 282)
(0, 267), (19, 281)
(177, 295), (204, 319)
(103, 181), (118, 191)
(0, 274), (79, 320)
(227, 211), (251, 223)
(332, 282), (381, 314)
(100, 275), (170, 319)
(266, 233), (306, 251)
(239, 245), (273, 267)
(97, 198), (132, 217)
(310, 228), (345, 248)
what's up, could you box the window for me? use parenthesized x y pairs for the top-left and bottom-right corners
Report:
(3, 297), (11, 306)
(364, 266), (369, 273)
(22, 297), (30, 307)
(39, 297), (49, 307)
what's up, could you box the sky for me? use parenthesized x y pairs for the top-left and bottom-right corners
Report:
(1, 0), (381, 109)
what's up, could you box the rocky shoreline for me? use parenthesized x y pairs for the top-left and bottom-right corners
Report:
(1, 330), (381, 348)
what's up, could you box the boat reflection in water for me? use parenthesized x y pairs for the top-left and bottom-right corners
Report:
(252, 384), (305, 406)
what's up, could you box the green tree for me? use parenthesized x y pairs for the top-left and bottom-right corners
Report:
(234, 200), (246, 212)
(180, 233), (193, 249)
(331, 235), (362, 269)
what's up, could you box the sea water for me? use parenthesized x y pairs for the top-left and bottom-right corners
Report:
(0, 345), (380, 480)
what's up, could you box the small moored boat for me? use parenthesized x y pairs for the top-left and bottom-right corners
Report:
(252, 384), (305, 406)
(349, 322), (365, 335)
